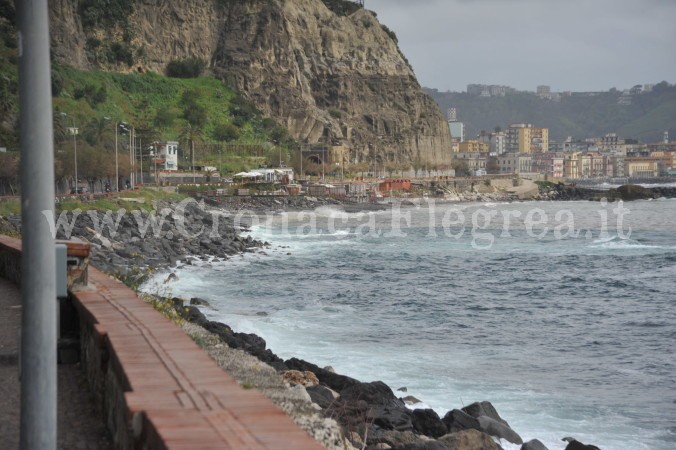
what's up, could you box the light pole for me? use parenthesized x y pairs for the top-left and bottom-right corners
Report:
(104, 117), (120, 191)
(120, 122), (134, 189)
(60, 112), (78, 192)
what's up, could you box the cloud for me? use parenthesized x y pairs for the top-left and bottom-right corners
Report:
(367, 0), (676, 91)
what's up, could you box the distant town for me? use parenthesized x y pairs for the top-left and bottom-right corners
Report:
(447, 90), (675, 180)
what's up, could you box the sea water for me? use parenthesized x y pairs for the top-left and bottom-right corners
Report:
(145, 199), (676, 450)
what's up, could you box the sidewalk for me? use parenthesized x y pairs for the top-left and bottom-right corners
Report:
(0, 277), (112, 449)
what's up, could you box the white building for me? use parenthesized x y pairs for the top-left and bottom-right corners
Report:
(153, 141), (179, 171)
(449, 121), (465, 142)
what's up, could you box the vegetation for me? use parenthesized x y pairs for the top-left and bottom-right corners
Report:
(166, 57), (207, 79)
(320, 0), (362, 16)
(426, 84), (676, 143)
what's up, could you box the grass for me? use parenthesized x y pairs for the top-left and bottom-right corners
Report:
(56, 187), (188, 212)
(0, 197), (20, 216)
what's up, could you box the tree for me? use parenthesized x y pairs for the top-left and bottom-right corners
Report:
(452, 160), (472, 177)
(486, 156), (500, 174)
(179, 122), (203, 170)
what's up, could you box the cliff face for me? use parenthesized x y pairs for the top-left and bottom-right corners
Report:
(49, 0), (451, 166)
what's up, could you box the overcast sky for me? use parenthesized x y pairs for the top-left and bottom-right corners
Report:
(367, 0), (676, 92)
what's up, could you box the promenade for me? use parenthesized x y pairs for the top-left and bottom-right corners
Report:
(0, 277), (112, 449)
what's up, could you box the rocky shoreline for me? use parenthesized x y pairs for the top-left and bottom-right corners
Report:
(1, 188), (670, 449)
(153, 294), (603, 450)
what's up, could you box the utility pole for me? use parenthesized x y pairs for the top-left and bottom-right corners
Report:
(17, 0), (57, 448)
(115, 122), (119, 191)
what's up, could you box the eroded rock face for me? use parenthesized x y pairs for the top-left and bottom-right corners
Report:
(48, 0), (452, 166)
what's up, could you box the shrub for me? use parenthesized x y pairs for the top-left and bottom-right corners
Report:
(212, 122), (240, 142)
(107, 42), (134, 66)
(166, 57), (206, 78)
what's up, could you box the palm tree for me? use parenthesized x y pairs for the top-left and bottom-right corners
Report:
(179, 122), (203, 179)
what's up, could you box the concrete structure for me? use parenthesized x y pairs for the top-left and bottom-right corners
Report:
(505, 124), (549, 153)
(449, 121), (465, 142)
(458, 140), (489, 153)
(625, 158), (660, 178)
(153, 141), (179, 171)
(497, 154), (532, 174)
(531, 153), (564, 178)
(563, 153), (580, 179)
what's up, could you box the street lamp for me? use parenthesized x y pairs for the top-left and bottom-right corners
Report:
(60, 112), (78, 192)
(104, 117), (120, 191)
(120, 122), (134, 189)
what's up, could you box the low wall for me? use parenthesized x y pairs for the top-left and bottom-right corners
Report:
(0, 235), (324, 450)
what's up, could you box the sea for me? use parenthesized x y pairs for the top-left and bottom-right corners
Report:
(144, 197), (676, 450)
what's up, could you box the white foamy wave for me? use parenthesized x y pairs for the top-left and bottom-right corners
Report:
(589, 236), (664, 249)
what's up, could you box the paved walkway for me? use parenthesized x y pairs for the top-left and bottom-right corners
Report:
(0, 278), (112, 449)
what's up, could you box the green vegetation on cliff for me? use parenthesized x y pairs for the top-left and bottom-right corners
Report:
(0, 5), (300, 194)
(426, 85), (676, 143)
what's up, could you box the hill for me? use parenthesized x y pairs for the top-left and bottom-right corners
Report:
(425, 84), (676, 143)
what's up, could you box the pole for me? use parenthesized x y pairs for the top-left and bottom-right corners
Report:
(73, 123), (78, 191)
(114, 122), (119, 191)
(128, 127), (133, 189)
(192, 140), (195, 184)
(139, 137), (143, 185)
(300, 145), (303, 180)
(17, 0), (57, 448)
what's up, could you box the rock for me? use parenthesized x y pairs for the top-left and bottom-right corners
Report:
(306, 384), (340, 409)
(189, 297), (210, 306)
(522, 439), (549, 450)
(437, 429), (501, 450)
(616, 184), (655, 201)
(323, 365), (336, 373)
(178, 305), (209, 326)
(368, 430), (422, 448)
(441, 409), (481, 433)
(477, 416), (523, 445)
(462, 401), (510, 427)
(164, 272), (178, 283)
(402, 396), (422, 405)
(397, 387), (408, 392)
(391, 442), (447, 450)
(411, 409), (447, 438)
(282, 370), (320, 387)
(285, 357), (360, 392)
(562, 438), (601, 450)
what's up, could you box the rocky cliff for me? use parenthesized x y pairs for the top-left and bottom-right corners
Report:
(48, 0), (452, 166)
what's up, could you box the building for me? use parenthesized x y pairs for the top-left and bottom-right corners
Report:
(458, 140), (489, 154)
(152, 141), (179, 171)
(497, 154), (532, 174)
(531, 153), (564, 178)
(250, 167), (295, 183)
(536, 85), (551, 96)
(505, 124), (549, 153)
(563, 153), (580, 179)
(453, 152), (488, 174)
(449, 121), (465, 142)
(625, 158), (659, 178)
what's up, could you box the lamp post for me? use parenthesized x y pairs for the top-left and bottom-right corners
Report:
(104, 117), (120, 191)
(60, 112), (78, 192)
(120, 122), (134, 189)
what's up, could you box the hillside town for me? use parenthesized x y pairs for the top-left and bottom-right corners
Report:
(448, 107), (676, 180)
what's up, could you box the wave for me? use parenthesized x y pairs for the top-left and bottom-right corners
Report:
(588, 235), (665, 250)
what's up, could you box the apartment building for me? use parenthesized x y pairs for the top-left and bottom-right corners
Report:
(505, 124), (549, 153)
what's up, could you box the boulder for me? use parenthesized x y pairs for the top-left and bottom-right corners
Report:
(282, 370), (320, 387)
(411, 409), (447, 438)
(391, 442), (447, 450)
(442, 409), (481, 433)
(306, 384), (340, 409)
(285, 357), (360, 392)
(562, 438), (601, 450)
(367, 430), (422, 448)
(402, 396), (423, 405)
(616, 184), (655, 201)
(522, 439), (549, 450)
(438, 429), (501, 450)
(190, 297), (211, 306)
(462, 401), (510, 427)
(477, 416), (523, 445)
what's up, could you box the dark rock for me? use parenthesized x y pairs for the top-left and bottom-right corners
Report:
(562, 438), (601, 450)
(462, 401), (510, 427)
(522, 439), (549, 450)
(190, 297), (211, 306)
(616, 184), (655, 201)
(411, 409), (447, 438)
(306, 384), (339, 409)
(340, 381), (413, 432)
(397, 387), (408, 392)
(402, 395), (422, 405)
(285, 357), (360, 392)
(391, 442), (447, 450)
(178, 305), (209, 326)
(442, 409), (481, 433)
(477, 415), (523, 445)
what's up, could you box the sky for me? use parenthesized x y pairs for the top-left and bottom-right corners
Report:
(367, 0), (676, 93)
